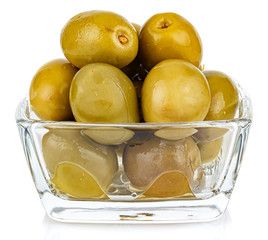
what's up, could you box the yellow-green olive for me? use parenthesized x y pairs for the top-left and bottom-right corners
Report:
(139, 12), (202, 70)
(29, 59), (78, 121)
(61, 11), (138, 68)
(204, 70), (239, 120)
(69, 63), (140, 123)
(141, 59), (211, 122)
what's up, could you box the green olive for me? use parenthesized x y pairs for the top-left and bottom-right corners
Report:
(69, 63), (140, 123)
(204, 70), (239, 120)
(60, 11), (138, 68)
(141, 59), (211, 122)
(139, 12), (202, 70)
(29, 59), (78, 121)
(42, 129), (118, 198)
(123, 136), (201, 190)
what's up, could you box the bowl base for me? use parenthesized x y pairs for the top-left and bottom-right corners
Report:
(42, 191), (229, 223)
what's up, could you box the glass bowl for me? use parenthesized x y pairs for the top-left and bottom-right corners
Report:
(15, 83), (252, 223)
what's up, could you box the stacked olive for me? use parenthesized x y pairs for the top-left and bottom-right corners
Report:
(30, 10), (239, 199)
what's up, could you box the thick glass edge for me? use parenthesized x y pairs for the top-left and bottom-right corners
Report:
(15, 83), (252, 128)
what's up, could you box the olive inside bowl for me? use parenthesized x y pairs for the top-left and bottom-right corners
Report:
(15, 83), (252, 223)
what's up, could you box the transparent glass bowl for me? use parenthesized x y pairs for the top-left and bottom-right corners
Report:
(16, 84), (252, 223)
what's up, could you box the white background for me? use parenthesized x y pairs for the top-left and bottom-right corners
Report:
(1, 0), (267, 239)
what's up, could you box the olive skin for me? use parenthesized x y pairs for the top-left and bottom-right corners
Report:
(42, 129), (118, 198)
(204, 70), (239, 120)
(69, 63), (140, 123)
(60, 11), (138, 69)
(139, 12), (202, 70)
(141, 59), (211, 122)
(29, 59), (78, 121)
(123, 136), (201, 190)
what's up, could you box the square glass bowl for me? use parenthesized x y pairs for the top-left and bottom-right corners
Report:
(15, 83), (252, 223)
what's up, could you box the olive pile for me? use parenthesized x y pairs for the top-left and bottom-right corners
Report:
(29, 10), (239, 123)
(30, 10), (240, 199)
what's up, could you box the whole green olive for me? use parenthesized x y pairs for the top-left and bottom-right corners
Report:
(29, 59), (78, 121)
(141, 59), (211, 122)
(139, 12), (202, 70)
(204, 70), (239, 120)
(69, 63), (140, 123)
(61, 11), (138, 69)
